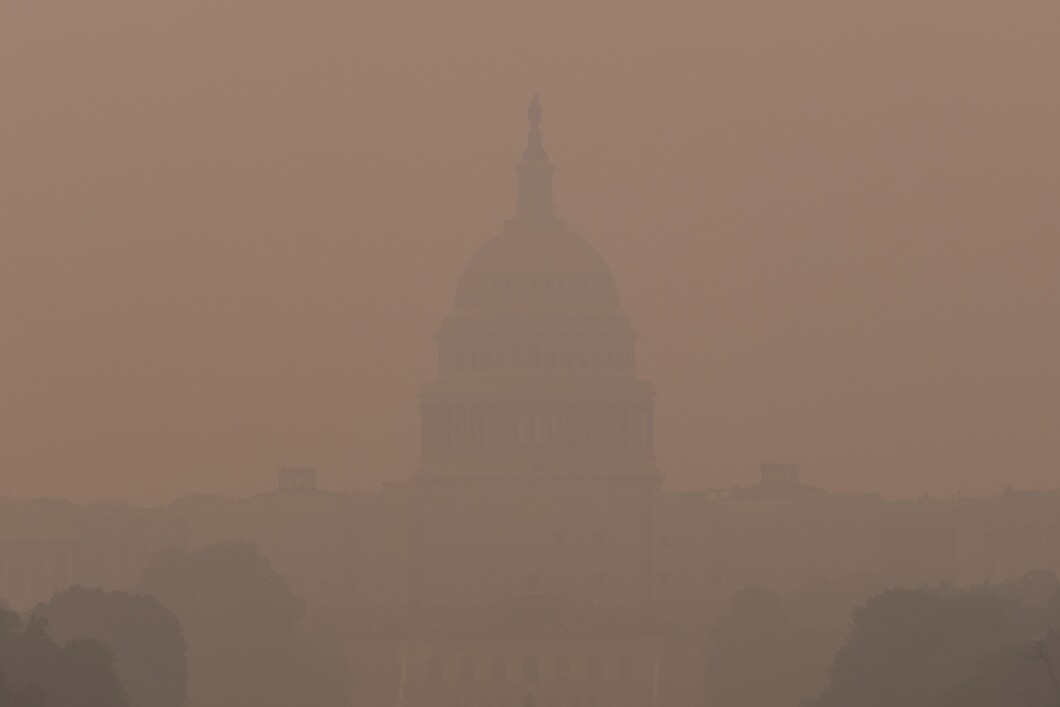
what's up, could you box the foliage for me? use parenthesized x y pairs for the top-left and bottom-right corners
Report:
(935, 631), (1060, 707)
(0, 605), (127, 707)
(138, 541), (351, 707)
(705, 586), (841, 707)
(34, 586), (187, 707)
(808, 584), (1043, 707)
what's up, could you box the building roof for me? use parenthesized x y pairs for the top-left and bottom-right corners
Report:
(724, 481), (829, 502)
(454, 96), (619, 310)
(455, 226), (619, 309)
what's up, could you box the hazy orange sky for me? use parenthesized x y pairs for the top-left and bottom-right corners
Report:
(1, 1), (1058, 505)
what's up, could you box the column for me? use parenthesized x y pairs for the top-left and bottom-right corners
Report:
(646, 410), (655, 456)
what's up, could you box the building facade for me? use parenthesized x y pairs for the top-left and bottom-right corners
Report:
(3, 99), (1060, 707)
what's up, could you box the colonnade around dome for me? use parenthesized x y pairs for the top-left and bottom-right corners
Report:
(419, 403), (655, 464)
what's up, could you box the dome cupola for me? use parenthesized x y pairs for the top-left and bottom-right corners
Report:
(417, 98), (659, 489)
(454, 95), (620, 310)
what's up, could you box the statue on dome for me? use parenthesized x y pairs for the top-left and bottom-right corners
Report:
(529, 94), (541, 129)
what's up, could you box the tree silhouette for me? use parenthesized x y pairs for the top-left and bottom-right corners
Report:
(138, 541), (351, 707)
(0, 605), (127, 707)
(935, 632), (1060, 707)
(705, 586), (837, 707)
(808, 588), (1037, 707)
(34, 586), (187, 707)
(0, 666), (47, 707)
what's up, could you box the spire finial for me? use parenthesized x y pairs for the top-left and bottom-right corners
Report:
(529, 93), (542, 130)
(522, 94), (549, 163)
(516, 94), (555, 220)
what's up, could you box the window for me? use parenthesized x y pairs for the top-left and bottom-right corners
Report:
(586, 655), (602, 682)
(555, 656), (571, 682)
(428, 656), (443, 683)
(523, 655), (540, 683)
(460, 656), (476, 683)
(617, 655), (634, 684)
(491, 656), (507, 682)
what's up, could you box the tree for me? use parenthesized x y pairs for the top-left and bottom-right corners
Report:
(809, 588), (1036, 707)
(138, 541), (351, 707)
(0, 666), (47, 707)
(935, 632), (1060, 707)
(34, 586), (187, 707)
(705, 586), (837, 707)
(0, 605), (127, 707)
(50, 639), (132, 707)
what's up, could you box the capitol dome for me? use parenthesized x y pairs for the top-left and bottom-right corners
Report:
(417, 97), (659, 489)
(454, 226), (620, 309)
(454, 95), (619, 310)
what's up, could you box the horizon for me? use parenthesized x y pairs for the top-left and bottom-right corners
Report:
(3, 1), (1059, 506)
(3, 6), (1060, 707)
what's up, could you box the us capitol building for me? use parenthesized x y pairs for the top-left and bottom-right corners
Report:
(3, 99), (1060, 707)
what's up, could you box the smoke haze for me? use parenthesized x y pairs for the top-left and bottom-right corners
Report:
(2, 0), (1059, 504)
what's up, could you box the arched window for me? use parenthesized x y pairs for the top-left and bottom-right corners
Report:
(523, 655), (540, 683)
(460, 656), (476, 683)
(555, 656), (571, 682)
(428, 655), (444, 683)
(617, 655), (634, 684)
(491, 655), (507, 682)
(586, 655), (602, 683)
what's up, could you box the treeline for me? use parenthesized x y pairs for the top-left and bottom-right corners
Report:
(706, 570), (1060, 707)
(704, 572), (887, 707)
(8, 553), (1060, 707)
(812, 571), (1060, 707)
(0, 542), (350, 707)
